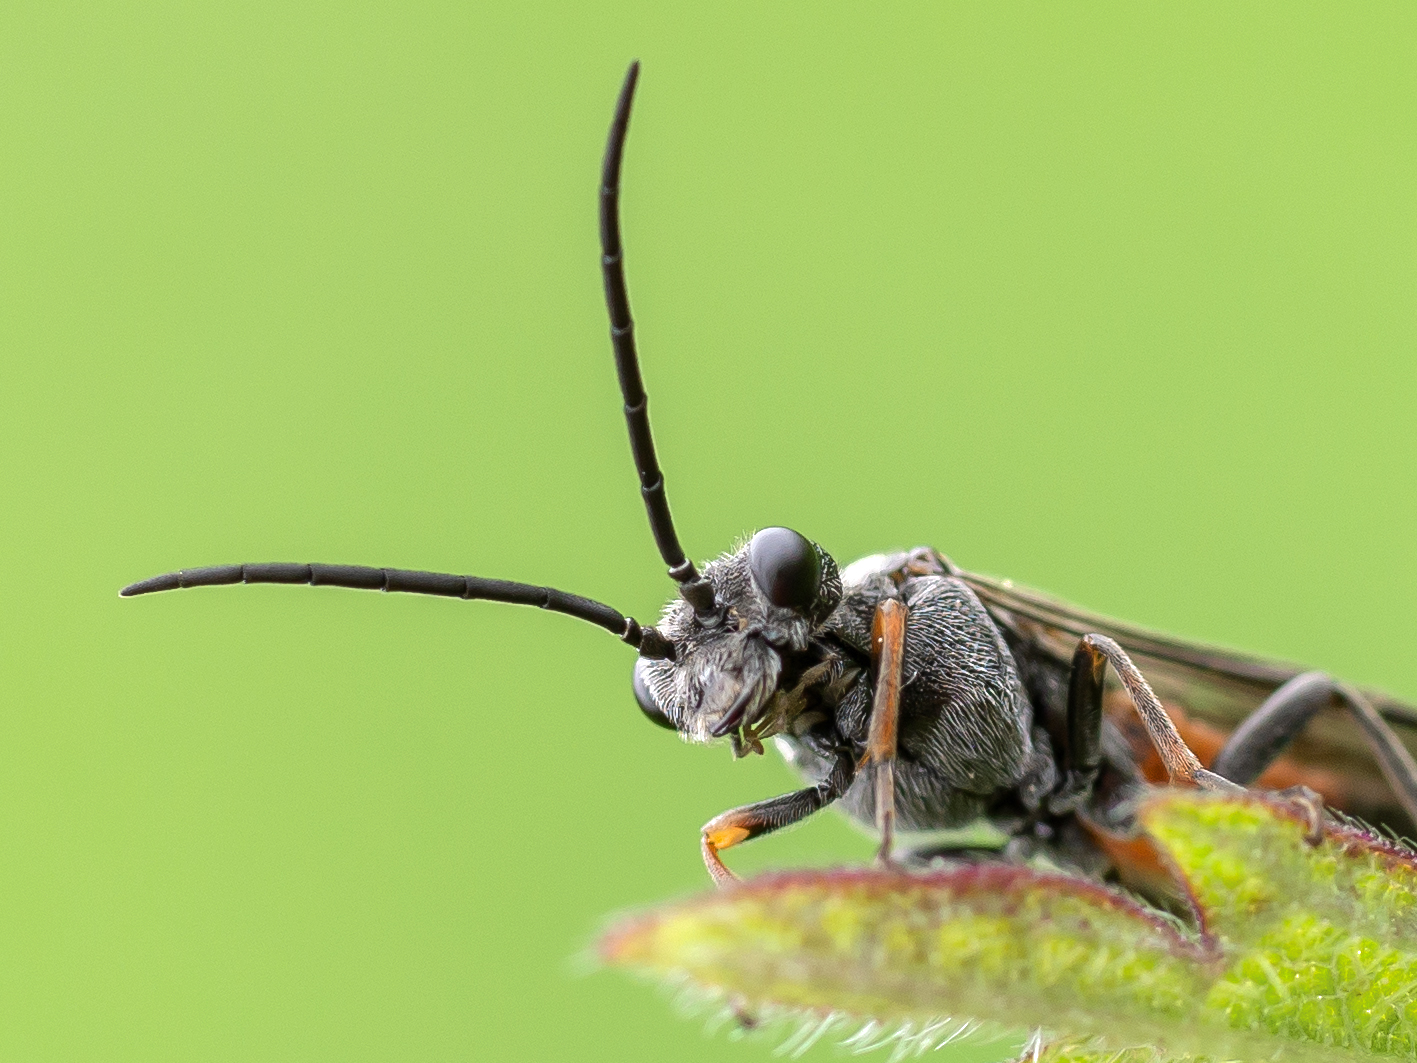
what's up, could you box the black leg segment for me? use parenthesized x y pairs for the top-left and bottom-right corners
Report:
(700, 750), (855, 886)
(1211, 671), (1334, 786)
(1213, 671), (1417, 824)
(1061, 633), (1108, 793)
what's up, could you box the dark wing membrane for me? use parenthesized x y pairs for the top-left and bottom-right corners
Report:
(961, 567), (1417, 826)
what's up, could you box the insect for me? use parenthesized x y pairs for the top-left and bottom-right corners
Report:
(122, 62), (1417, 888)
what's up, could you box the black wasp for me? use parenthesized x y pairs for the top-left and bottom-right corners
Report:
(123, 63), (1417, 888)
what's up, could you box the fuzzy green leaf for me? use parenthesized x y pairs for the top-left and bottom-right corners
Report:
(601, 790), (1417, 1061)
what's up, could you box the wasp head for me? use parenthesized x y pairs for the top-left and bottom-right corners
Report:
(633, 527), (842, 747)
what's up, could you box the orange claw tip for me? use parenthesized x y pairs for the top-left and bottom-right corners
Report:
(706, 825), (751, 850)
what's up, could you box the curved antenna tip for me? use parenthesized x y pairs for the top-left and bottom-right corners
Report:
(120, 573), (178, 597)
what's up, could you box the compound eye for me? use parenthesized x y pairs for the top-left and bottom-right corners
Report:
(632, 658), (676, 731)
(748, 526), (821, 610)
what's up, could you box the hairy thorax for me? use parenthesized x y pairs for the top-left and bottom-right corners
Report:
(782, 558), (1057, 833)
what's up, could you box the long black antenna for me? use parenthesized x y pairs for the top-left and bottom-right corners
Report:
(600, 62), (719, 623)
(121, 65), (703, 659)
(120, 564), (675, 659)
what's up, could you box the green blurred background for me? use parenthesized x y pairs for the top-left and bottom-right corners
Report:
(1, 2), (1414, 1060)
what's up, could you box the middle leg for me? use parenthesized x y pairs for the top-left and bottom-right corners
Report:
(863, 597), (909, 865)
(1051, 633), (1240, 816)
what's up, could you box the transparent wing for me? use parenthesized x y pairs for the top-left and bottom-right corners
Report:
(960, 566), (1417, 827)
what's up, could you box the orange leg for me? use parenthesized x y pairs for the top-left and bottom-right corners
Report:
(865, 598), (908, 865)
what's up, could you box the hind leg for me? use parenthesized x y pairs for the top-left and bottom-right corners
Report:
(1213, 672), (1417, 824)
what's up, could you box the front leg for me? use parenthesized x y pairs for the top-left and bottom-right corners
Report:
(701, 750), (855, 887)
